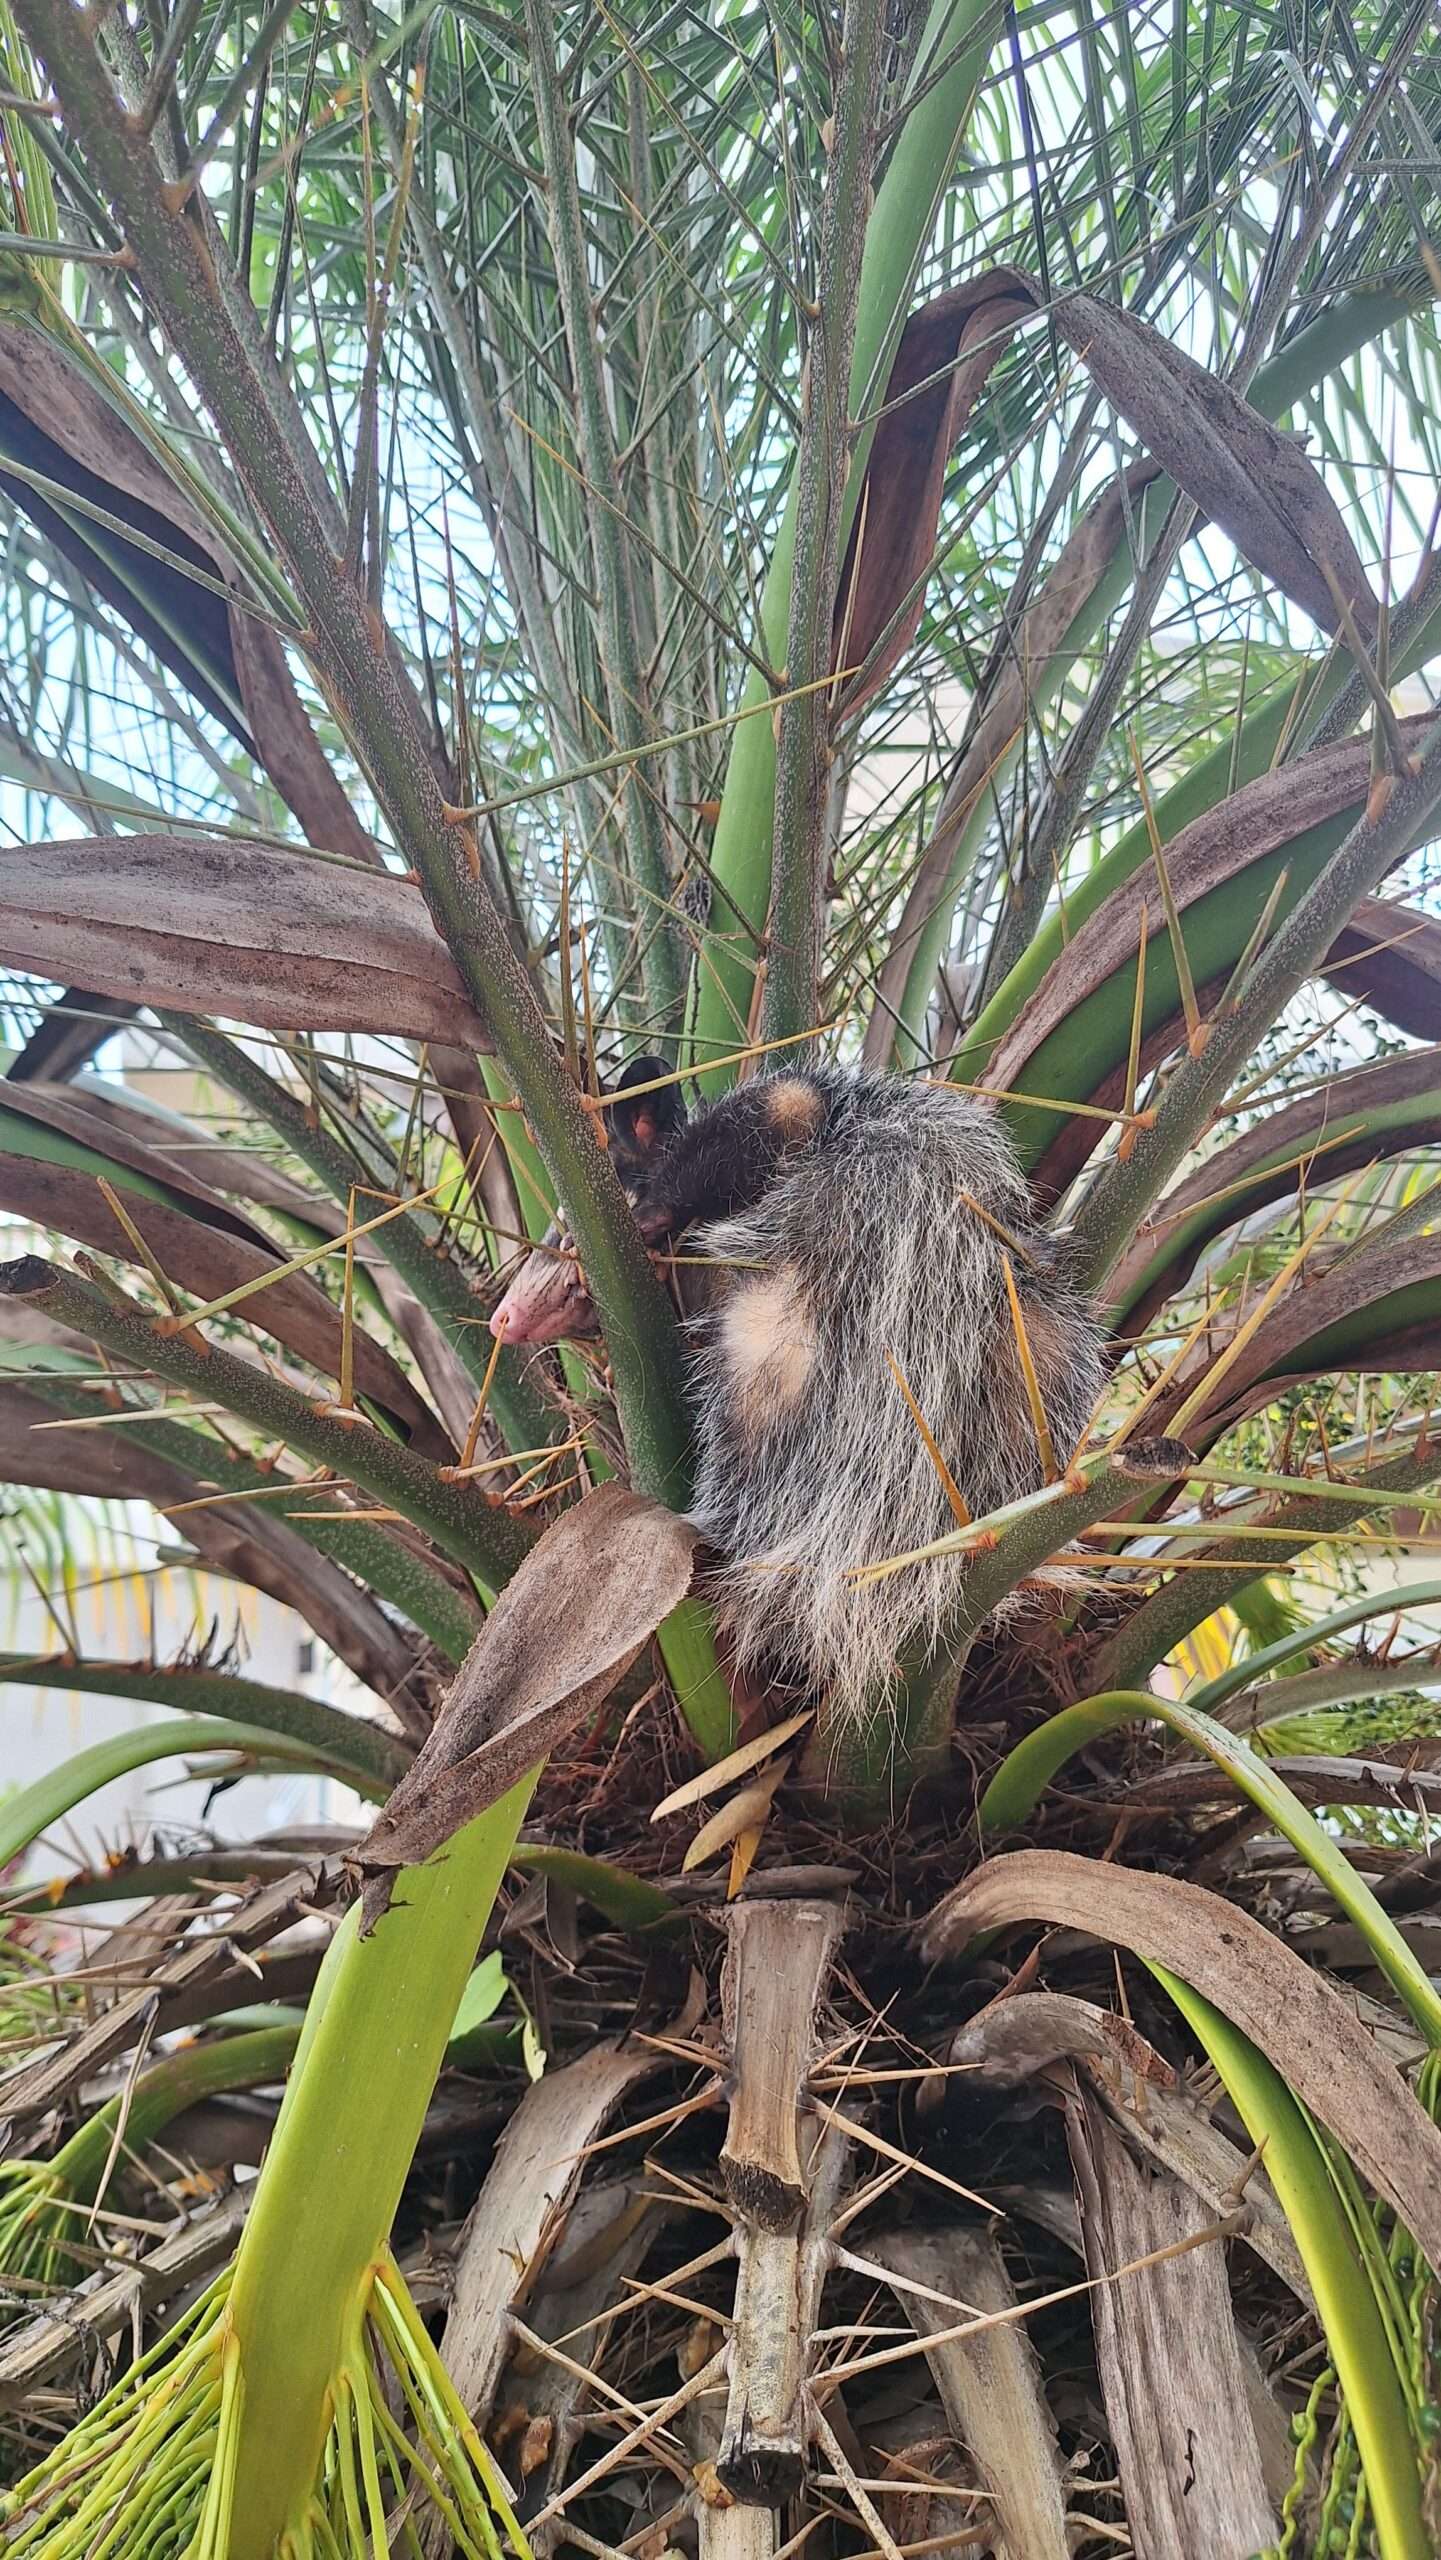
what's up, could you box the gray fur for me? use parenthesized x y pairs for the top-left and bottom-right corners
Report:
(684, 1066), (1104, 1728)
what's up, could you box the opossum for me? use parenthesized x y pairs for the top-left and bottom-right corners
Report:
(491, 1064), (1105, 1727)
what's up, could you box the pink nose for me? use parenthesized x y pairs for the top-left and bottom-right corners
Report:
(488, 1305), (511, 1341)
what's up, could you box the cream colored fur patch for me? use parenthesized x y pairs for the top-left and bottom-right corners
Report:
(720, 1264), (816, 1430)
(764, 1076), (825, 1142)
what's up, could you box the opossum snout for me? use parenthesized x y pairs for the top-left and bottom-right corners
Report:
(489, 1239), (599, 1346)
(489, 1187), (680, 1346)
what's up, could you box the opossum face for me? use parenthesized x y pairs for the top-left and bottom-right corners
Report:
(621, 1072), (828, 1241)
(488, 1058), (684, 1348)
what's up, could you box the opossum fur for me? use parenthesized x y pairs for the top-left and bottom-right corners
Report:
(642, 1066), (1105, 1729)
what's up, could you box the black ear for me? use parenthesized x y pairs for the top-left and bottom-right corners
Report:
(608, 1055), (686, 1172)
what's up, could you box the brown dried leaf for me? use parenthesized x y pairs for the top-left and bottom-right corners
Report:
(874, 2227), (1069, 2559)
(8, 1080), (489, 1448)
(7, 991), (138, 1082)
(0, 1379), (195, 1508)
(1155, 1229), (1441, 1447)
(0, 1150), (449, 1457)
(991, 727), (1428, 1105)
(0, 835), (487, 1046)
(9, 1080), (488, 1447)
(1, 1078), (301, 1235)
(924, 1850), (1441, 2270)
(951, 1986), (1176, 2089)
(1052, 295), (1378, 638)
(1323, 895), (1441, 1038)
(834, 274), (1034, 717)
(0, 320), (381, 867)
(0, 1382), (419, 1704)
(439, 2041), (663, 2426)
(1106, 1043), (1441, 1332)
(8, 1078), (327, 1225)
(227, 612), (380, 870)
(0, 324), (213, 553)
(952, 1990), (1308, 2302)
(356, 1485), (696, 1921)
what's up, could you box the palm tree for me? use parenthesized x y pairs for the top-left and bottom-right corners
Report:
(1, 0), (1441, 2552)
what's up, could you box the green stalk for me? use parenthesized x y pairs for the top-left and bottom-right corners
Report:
(655, 1591), (736, 1761)
(0, 0), (57, 239)
(0, 1655), (408, 1789)
(1154, 1972), (1430, 2560)
(761, 0), (889, 1050)
(164, 1013), (555, 1457)
(979, 1687), (1441, 2045)
(220, 1776), (536, 2558)
(18, 1369), (482, 1663)
(1238, 1657), (1441, 1746)
(824, 1442), (1189, 1805)
(1, 1254), (533, 1593)
(691, 0), (997, 1087)
(523, 0), (686, 1028)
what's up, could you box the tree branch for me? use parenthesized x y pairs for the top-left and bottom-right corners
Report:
(163, 1012), (556, 1456)
(1, 1254), (532, 1594)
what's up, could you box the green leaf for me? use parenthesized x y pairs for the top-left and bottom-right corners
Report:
(444, 1952), (516, 2065)
(1154, 1972), (1431, 2560)
(980, 1685), (1441, 2044)
(0, 1654), (407, 1791)
(513, 1842), (680, 1933)
(0, 1716), (345, 1874)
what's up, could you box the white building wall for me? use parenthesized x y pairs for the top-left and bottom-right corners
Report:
(2, 1520), (369, 1887)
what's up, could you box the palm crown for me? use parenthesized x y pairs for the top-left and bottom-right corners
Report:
(1, 3), (1441, 2554)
